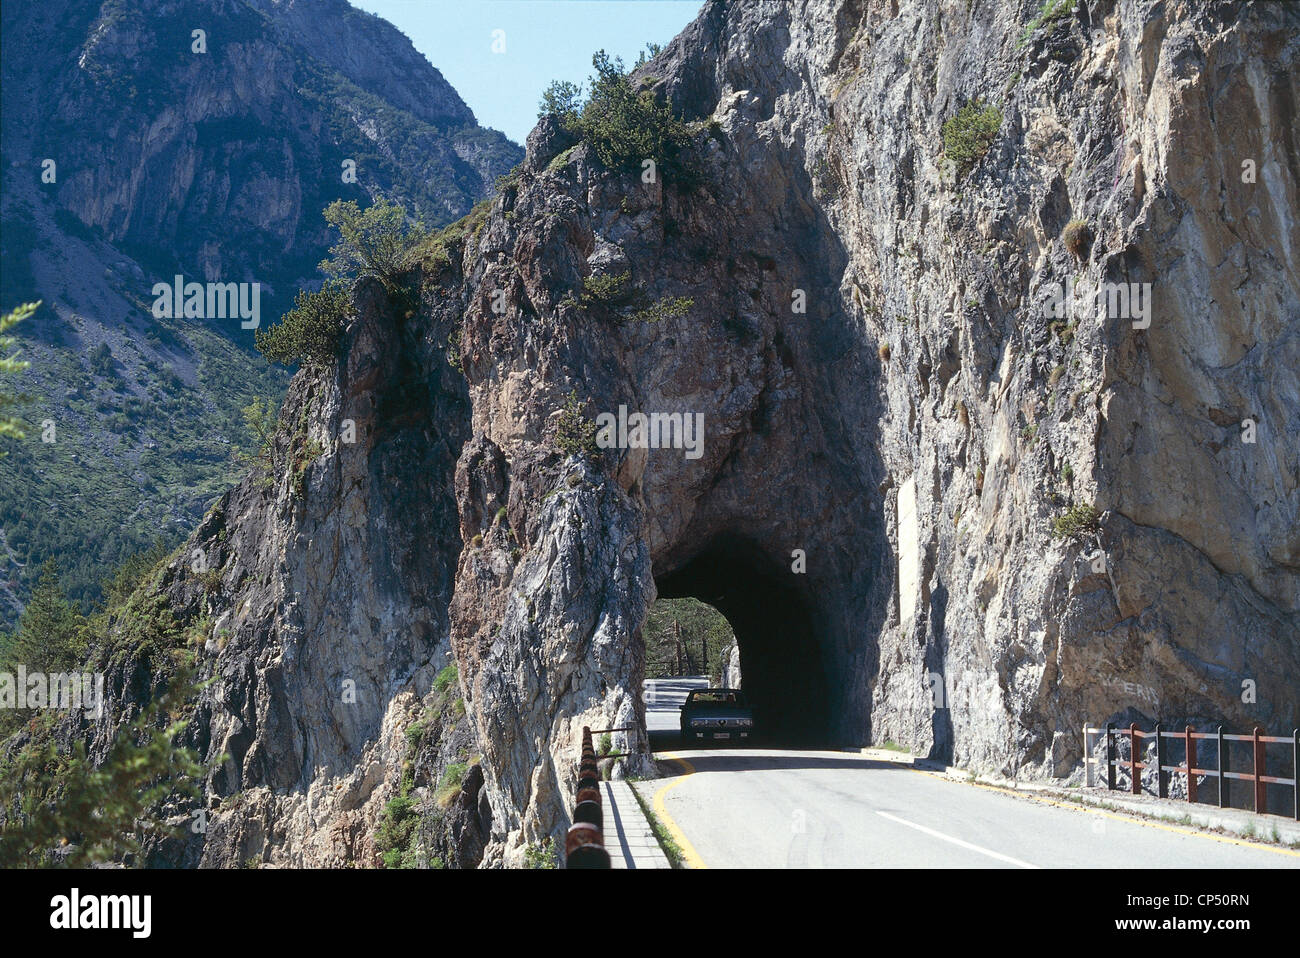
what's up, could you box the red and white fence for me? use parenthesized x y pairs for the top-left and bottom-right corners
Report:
(1083, 722), (1300, 820)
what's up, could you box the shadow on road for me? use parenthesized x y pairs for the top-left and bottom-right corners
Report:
(650, 743), (912, 775)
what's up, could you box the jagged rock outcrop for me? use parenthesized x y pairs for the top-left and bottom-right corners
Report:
(70, 0), (1299, 866)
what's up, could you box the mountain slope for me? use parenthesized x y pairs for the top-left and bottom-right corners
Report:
(0, 0), (522, 621)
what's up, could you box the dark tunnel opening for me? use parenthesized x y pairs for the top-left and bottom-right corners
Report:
(654, 535), (832, 746)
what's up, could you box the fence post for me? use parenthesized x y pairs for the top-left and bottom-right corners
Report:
(1106, 722), (1116, 791)
(1185, 725), (1197, 805)
(1253, 726), (1266, 815)
(1293, 730), (1299, 822)
(1083, 725), (1092, 788)
(1216, 722), (1227, 805)
(1155, 723), (1167, 798)
(1130, 723), (1140, 794)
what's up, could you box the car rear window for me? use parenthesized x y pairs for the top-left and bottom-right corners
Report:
(689, 691), (746, 705)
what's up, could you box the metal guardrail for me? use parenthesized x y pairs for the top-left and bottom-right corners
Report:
(1083, 723), (1300, 820)
(565, 726), (611, 868)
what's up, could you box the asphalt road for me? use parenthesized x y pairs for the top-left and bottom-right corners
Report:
(641, 678), (1300, 869)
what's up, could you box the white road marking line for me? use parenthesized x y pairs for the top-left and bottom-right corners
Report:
(876, 811), (1040, 869)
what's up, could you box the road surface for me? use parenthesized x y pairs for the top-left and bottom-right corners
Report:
(641, 678), (1300, 868)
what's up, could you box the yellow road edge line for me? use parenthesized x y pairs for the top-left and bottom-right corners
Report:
(912, 767), (1300, 858)
(651, 752), (708, 869)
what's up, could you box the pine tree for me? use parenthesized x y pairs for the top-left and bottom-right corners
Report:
(1, 559), (87, 675)
(0, 658), (210, 868)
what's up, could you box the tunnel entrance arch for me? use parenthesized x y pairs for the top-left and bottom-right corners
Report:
(653, 534), (832, 746)
(643, 596), (735, 681)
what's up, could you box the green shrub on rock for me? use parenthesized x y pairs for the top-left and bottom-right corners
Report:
(1051, 503), (1100, 542)
(555, 391), (600, 458)
(319, 199), (425, 292)
(540, 52), (695, 178)
(255, 281), (349, 367)
(942, 99), (1002, 181)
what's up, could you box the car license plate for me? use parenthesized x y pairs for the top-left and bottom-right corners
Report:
(715, 733), (730, 739)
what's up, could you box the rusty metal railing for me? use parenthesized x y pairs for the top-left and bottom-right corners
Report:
(585, 725), (637, 761)
(565, 726), (610, 868)
(1083, 722), (1300, 820)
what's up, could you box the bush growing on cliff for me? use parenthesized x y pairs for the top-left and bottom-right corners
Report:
(1063, 218), (1091, 260)
(434, 663), (458, 696)
(630, 295), (693, 325)
(577, 271), (693, 325)
(633, 42), (664, 69)
(319, 199), (426, 292)
(239, 396), (277, 468)
(523, 837), (558, 869)
(432, 197), (492, 251)
(410, 197), (494, 274)
(375, 789), (420, 869)
(255, 281), (349, 367)
(435, 762), (469, 807)
(1051, 503), (1101, 542)
(1019, 0), (1076, 47)
(541, 51), (695, 178)
(555, 391), (600, 458)
(538, 80), (582, 125)
(942, 99), (1001, 181)
(581, 271), (635, 309)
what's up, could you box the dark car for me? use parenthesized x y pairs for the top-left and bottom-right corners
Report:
(679, 688), (754, 744)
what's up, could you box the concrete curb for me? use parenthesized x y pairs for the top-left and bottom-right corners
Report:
(857, 747), (917, 764)
(602, 780), (671, 869)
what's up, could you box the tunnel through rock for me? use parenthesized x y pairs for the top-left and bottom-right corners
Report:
(654, 535), (832, 746)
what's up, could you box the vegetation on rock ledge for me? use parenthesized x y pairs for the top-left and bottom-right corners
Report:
(540, 51), (696, 178)
(941, 99), (1001, 182)
(1051, 503), (1101, 542)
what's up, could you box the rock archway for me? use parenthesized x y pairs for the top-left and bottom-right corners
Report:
(655, 534), (833, 745)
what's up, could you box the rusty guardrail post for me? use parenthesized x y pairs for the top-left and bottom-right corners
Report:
(1155, 723), (1167, 798)
(1253, 726), (1266, 815)
(1185, 725), (1196, 805)
(1129, 723), (1140, 794)
(1218, 725), (1229, 809)
(1293, 729), (1299, 822)
(1106, 722), (1116, 791)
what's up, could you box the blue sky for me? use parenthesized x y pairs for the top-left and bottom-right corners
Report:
(349, 1), (705, 144)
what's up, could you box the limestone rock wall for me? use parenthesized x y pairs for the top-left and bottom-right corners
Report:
(72, 0), (1298, 866)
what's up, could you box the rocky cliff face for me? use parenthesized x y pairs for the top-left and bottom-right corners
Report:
(76, 0), (1298, 867)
